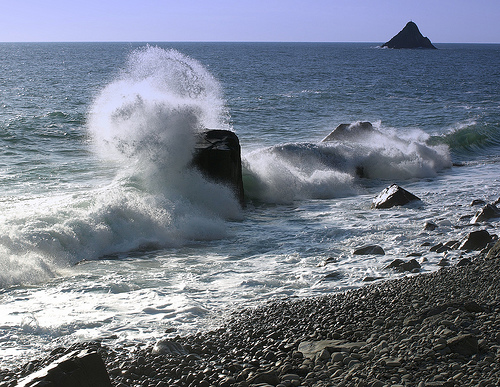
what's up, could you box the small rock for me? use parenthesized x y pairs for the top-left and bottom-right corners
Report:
(486, 239), (500, 259)
(152, 340), (188, 356)
(447, 334), (479, 356)
(323, 271), (343, 281)
(457, 258), (472, 267)
(371, 184), (421, 209)
(247, 371), (280, 385)
(385, 258), (421, 272)
(424, 221), (438, 231)
(353, 245), (385, 255)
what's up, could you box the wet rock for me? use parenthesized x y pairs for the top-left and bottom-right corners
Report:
(353, 245), (385, 255)
(424, 221), (438, 231)
(385, 258), (421, 272)
(297, 340), (343, 360)
(321, 121), (375, 142)
(459, 230), (492, 251)
(323, 271), (343, 281)
(371, 184), (421, 209)
(247, 371), (280, 386)
(17, 350), (112, 387)
(457, 258), (472, 267)
(152, 340), (188, 356)
(470, 199), (487, 206)
(192, 129), (244, 205)
(382, 21), (437, 49)
(447, 334), (478, 356)
(486, 239), (500, 259)
(471, 203), (500, 223)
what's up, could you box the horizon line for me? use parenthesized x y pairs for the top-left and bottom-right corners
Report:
(0, 40), (498, 45)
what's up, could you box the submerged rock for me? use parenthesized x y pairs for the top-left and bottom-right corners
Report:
(371, 184), (421, 209)
(382, 21), (437, 49)
(192, 129), (244, 205)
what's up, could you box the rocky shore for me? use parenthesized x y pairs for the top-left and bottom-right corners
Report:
(4, 236), (500, 387)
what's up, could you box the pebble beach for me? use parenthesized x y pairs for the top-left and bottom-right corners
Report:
(4, 237), (500, 387)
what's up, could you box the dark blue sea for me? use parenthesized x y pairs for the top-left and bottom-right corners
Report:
(1, 42), (499, 367)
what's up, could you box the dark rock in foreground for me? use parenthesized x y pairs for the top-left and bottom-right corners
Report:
(9, 245), (500, 387)
(192, 129), (245, 205)
(17, 350), (111, 387)
(371, 184), (421, 209)
(382, 21), (437, 49)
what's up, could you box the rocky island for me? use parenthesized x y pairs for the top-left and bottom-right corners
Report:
(382, 21), (437, 49)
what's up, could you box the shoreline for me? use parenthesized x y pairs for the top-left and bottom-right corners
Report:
(4, 240), (500, 387)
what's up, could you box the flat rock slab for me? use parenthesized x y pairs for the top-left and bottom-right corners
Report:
(447, 334), (478, 356)
(18, 350), (111, 387)
(298, 340), (367, 359)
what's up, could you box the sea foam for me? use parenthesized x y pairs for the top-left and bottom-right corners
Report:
(243, 122), (451, 203)
(0, 47), (241, 287)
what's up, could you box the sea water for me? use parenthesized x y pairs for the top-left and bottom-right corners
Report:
(1, 42), (499, 369)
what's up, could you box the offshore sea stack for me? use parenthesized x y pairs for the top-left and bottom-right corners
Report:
(382, 21), (437, 49)
(192, 129), (245, 205)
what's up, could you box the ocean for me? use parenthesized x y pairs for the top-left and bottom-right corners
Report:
(1, 42), (499, 369)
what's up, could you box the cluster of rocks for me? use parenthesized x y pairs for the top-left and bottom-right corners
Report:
(3, 185), (500, 387)
(3, 238), (499, 387)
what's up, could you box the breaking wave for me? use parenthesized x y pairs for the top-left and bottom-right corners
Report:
(243, 122), (452, 203)
(0, 46), (241, 288)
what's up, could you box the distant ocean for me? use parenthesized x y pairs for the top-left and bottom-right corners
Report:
(1, 42), (499, 368)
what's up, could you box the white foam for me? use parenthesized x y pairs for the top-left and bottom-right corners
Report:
(243, 123), (451, 203)
(0, 47), (241, 288)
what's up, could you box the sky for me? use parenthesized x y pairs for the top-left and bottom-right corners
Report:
(1, 0), (499, 43)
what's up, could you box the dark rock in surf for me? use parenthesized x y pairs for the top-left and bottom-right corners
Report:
(192, 129), (244, 205)
(371, 184), (421, 209)
(385, 258), (421, 272)
(18, 350), (112, 387)
(471, 203), (500, 223)
(322, 121), (375, 142)
(486, 239), (500, 259)
(382, 21), (437, 49)
(423, 221), (438, 231)
(353, 245), (385, 255)
(459, 230), (492, 251)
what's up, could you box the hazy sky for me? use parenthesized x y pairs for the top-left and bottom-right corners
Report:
(1, 0), (499, 43)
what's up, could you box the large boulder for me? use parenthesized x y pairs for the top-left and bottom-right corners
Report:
(18, 350), (111, 387)
(382, 21), (437, 49)
(322, 121), (375, 142)
(192, 129), (244, 205)
(371, 184), (421, 209)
